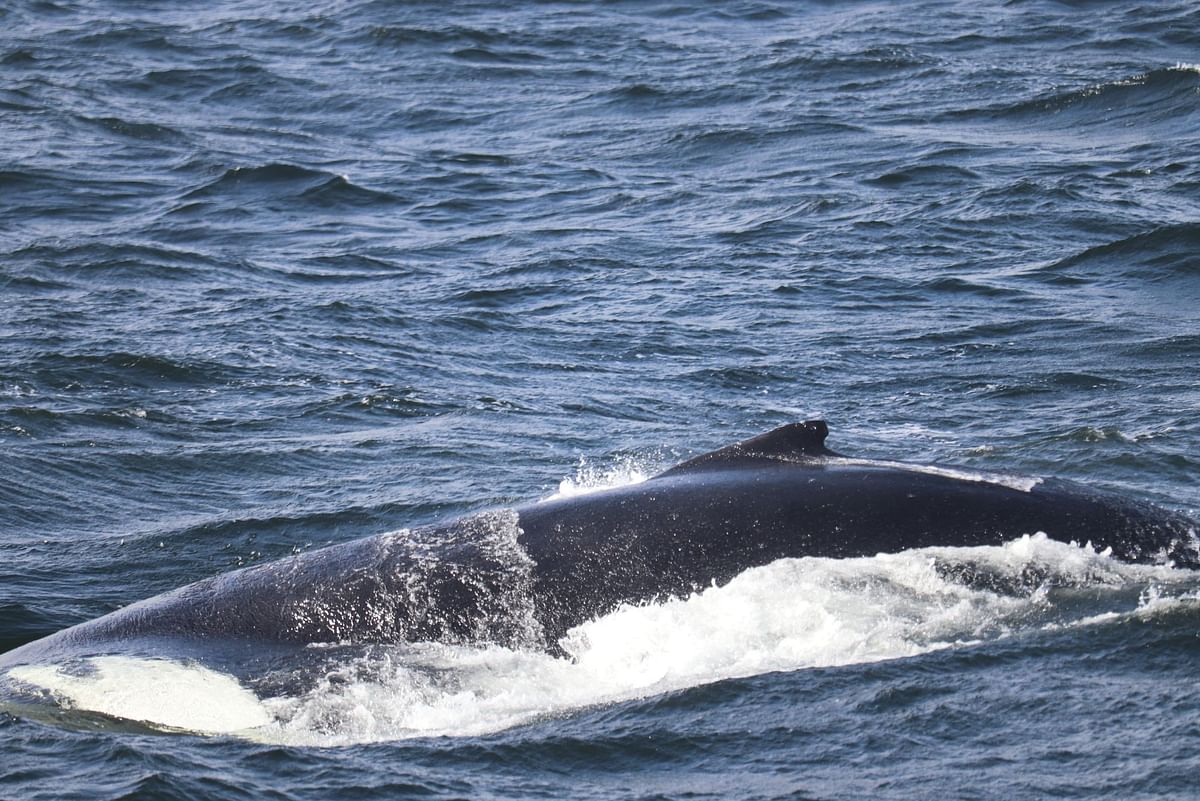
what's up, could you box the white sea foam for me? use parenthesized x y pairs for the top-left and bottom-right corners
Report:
(252, 535), (1191, 746)
(538, 453), (657, 501)
(7, 536), (1194, 746)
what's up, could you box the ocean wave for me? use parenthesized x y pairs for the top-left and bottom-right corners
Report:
(920, 276), (1030, 299)
(0, 603), (63, 654)
(0, 405), (173, 436)
(177, 164), (400, 209)
(753, 45), (938, 82)
(122, 61), (313, 106)
(951, 65), (1200, 129)
(1034, 222), (1200, 280)
(865, 164), (981, 188)
(452, 46), (547, 66)
(295, 388), (444, 421)
(9, 351), (237, 391)
(4, 240), (221, 283)
(0, 49), (38, 67)
(76, 114), (188, 143)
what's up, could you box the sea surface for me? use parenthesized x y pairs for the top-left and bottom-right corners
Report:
(2, 0), (1200, 798)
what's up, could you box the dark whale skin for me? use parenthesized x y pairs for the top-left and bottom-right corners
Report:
(3, 422), (1196, 665)
(520, 422), (1197, 643)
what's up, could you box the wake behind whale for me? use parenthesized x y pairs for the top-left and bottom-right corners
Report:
(2, 422), (1198, 740)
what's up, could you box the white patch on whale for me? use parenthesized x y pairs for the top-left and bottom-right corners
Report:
(8, 656), (271, 734)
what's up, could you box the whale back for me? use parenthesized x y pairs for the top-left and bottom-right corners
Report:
(2, 421), (1196, 666)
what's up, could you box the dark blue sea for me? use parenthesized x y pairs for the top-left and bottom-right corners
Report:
(3, 0), (1200, 798)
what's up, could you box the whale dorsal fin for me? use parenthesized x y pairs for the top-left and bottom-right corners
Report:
(655, 420), (838, 478)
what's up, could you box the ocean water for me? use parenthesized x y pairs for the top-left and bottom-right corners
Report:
(2, 0), (1200, 798)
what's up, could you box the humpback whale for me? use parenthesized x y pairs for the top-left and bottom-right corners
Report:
(2, 421), (1197, 667)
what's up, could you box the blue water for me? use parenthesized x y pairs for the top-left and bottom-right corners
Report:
(3, 0), (1200, 798)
